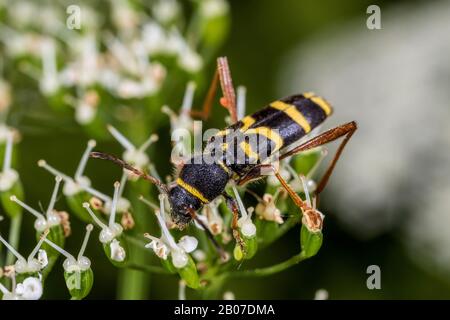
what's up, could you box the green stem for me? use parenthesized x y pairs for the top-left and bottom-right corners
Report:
(125, 262), (172, 275)
(6, 213), (22, 265)
(227, 252), (307, 278)
(201, 274), (228, 300)
(117, 180), (154, 300)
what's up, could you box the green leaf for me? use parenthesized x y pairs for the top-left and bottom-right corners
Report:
(300, 224), (323, 258)
(160, 257), (178, 274)
(243, 234), (258, 260)
(177, 255), (200, 289)
(64, 268), (94, 300)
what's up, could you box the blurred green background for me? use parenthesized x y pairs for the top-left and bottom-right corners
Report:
(2, 0), (450, 299)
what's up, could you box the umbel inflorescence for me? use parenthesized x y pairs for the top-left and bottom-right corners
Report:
(0, 0), (332, 300)
(0, 81), (326, 300)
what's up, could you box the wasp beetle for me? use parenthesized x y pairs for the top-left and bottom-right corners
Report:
(91, 57), (357, 255)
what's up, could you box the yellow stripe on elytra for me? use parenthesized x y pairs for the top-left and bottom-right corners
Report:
(239, 141), (259, 160)
(270, 100), (311, 133)
(215, 129), (230, 137)
(245, 127), (284, 152)
(240, 116), (255, 131)
(176, 178), (209, 203)
(303, 92), (332, 116)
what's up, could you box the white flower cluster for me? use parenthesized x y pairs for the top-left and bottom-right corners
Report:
(83, 182), (126, 262)
(0, 125), (19, 191)
(39, 139), (130, 215)
(0, 0), (229, 125)
(0, 276), (43, 300)
(143, 194), (198, 269)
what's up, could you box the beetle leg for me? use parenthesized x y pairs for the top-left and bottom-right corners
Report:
(222, 192), (246, 255)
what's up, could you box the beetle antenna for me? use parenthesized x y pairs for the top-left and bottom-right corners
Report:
(90, 151), (169, 194)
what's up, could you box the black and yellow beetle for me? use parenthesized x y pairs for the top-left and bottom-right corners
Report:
(91, 57), (357, 253)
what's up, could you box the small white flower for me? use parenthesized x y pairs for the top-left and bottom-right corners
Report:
(200, 0), (229, 18)
(75, 101), (97, 125)
(314, 289), (329, 300)
(239, 212), (257, 238)
(0, 169), (18, 191)
(73, 89), (100, 125)
(38, 140), (101, 197)
(110, 238), (126, 262)
(201, 199), (224, 235)
(232, 186), (257, 238)
(110, 0), (140, 32)
(84, 182), (124, 249)
(0, 228), (49, 274)
(142, 194), (198, 269)
(15, 277), (43, 300)
(255, 193), (284, 224)
(145, 235), (169, 260)
(223, 291), (235, 300)
(142, 22), (167, 55)
(177, 46), (203, 73)
(192, 249), (206, 262)
(178, 236), (198, 253)
(37, 249), (48, 268)
(107, 124), (158, 171)
(44, 224), (94, 273)
(10, 176), (62, 232)
(0, 274), (43, 300)
(162, 82), (196, 160)
(298, 175), (324, 233)
(0, 128), (19, 191)
(171, 249), (188, 268)
(83, 182), (126, 262)
(104, 196), (131, 216)
(39, 38), (59, 96)
(152, 0), (180, 23)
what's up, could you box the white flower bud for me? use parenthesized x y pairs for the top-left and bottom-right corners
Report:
(153, 0), (180, 23)
(145, 237), (169, 260)
(178, 236), (198, 253)
(223, 291), (235, 300)
(200, 0), (229, 18)
(104, 197), (131, 214)
(255, 193), (284, 224)
(240, 219), (256, 238)
(38, 249), (48, 268)
(75, 101), (97, 125)
(34, 217), (48, 232)
(15, 277), (43, 300)
(171, 249), (188, 269)
(110, 238), (126, 262)
(192, 250), (206, 262)
(0, 169), (18, 191)
(178, 48), (203, 73)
